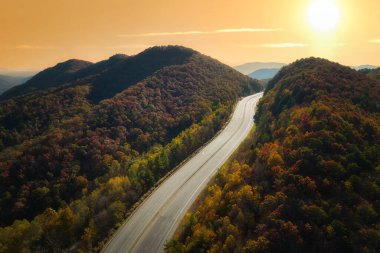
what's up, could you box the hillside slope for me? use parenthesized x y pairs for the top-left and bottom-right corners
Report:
(0, 46), (262, 252)
(0, 59), (93, 100)
(168, 58), (380, 253)
(360, 67), (380, 81)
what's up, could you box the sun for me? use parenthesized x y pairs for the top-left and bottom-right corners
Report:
(308, 0), (340, 32)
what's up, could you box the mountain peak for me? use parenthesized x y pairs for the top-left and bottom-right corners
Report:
(266, 57), (379, 113)
(108, 54), (129, 62)
(0, 46), (200, 102)
(138, 45), (197, 58)
(143, 45), (196, 52)
(52, 59), (93, 73)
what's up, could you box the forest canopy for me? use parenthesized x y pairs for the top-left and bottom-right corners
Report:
(168, 57), (380, 253)
(0, 46), (262, 252)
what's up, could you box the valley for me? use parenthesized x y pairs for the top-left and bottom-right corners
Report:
(103, 93), (262, 253)
(1, 1), (380, 252)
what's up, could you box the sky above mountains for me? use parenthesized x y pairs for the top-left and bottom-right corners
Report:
(1, 0), (380, 70)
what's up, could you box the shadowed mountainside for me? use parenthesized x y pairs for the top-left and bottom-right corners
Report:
(0, 47), (200, 102)
(0, 59), (93, 100)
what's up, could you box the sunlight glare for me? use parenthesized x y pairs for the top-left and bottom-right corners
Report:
(308, 0), (340, 32)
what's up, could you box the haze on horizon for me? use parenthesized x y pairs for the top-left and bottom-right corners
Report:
(1, 0), (379, 70)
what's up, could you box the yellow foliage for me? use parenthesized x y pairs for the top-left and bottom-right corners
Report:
(102, 154), (113, 166)
(243, 236), (269, 253)
(106, 176), (131, 192)
(268, 153), (284, 168)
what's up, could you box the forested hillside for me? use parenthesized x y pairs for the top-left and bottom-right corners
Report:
(0, 47), (203, 102)
(0, 46), (262, 252)
(360, 68), (380, 81)
(168, 58), (380, 253)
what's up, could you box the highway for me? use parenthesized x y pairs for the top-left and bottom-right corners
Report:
(102, 92), (263, 253)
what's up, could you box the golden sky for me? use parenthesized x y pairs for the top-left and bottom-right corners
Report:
(1, 0), (380, 70)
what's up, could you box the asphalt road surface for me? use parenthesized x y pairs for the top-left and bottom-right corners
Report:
(102, 92), (263, 253)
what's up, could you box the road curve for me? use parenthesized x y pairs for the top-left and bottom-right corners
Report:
(102, 92), (263, 253)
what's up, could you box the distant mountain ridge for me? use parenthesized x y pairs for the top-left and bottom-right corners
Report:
(353, 64), (378, 70)
(235, 62), (379, 76)
(234, 62), (286, 75)
(248, 68), (280, 80)
(0, 75), (32, 95)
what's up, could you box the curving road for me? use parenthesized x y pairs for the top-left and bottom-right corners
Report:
(102, 92), (263, 253)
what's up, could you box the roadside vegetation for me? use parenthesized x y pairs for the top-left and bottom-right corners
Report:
(0, 46), (262, 252)
(167, 58), (380, 253)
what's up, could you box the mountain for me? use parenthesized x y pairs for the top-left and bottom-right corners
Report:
(168, 58), (380, 253)
(234, 62), (285, 75)
(248, 68), (280, 79)
(1, 47), (209, 102)
(368, 68), (380, 80)
(0, 46), (262, 252)
(354, 64), (378, 70)
(0, 75), (32, 94)
(0, 59), (93, 100)
(0, 77), (14, 94)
